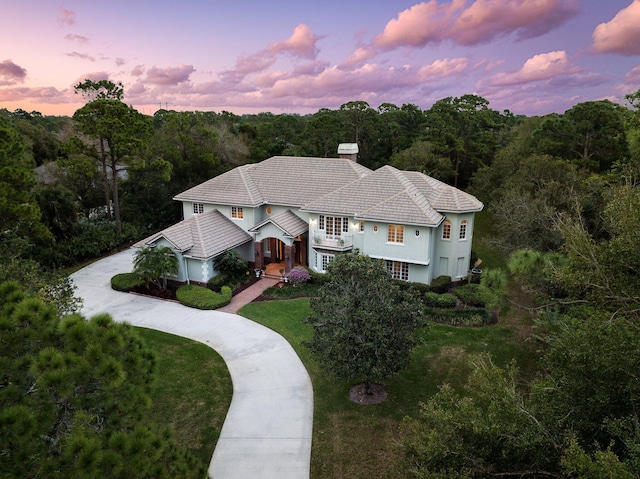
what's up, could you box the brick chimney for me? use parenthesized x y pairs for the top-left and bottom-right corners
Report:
(337, 143), (358, 161)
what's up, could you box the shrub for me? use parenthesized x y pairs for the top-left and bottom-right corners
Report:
(430, 275), (452, 294)
(287, 266), (311, 286)
(309, 269), (330, 286)
(111, 273), (143, 292)
(262, 283), (320, 299)
(426, 307), (493, 326)
(207, 273), (228, 292)
(454, 283), (497, 308)
(213, 250), (247, 279)
(424, 292), (458, 308)
(176, 284), (232, 310)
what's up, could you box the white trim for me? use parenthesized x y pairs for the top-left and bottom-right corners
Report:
(369, 254), (430, 266)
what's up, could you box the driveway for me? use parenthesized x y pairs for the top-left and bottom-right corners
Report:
(71, 249), (313, 479)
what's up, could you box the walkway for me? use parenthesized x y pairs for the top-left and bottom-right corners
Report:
(71, 249), (313, 479)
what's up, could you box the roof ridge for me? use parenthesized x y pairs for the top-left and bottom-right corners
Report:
(239, 165), (262, 205)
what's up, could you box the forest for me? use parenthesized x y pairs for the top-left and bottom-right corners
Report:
(2, 79), (640, 477)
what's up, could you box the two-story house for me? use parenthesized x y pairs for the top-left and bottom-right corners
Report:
(134, 151), (483, 285)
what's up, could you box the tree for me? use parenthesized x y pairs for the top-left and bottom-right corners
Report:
(403, 354), (561, 478)
(73, 99), (151, 233)
(74, 78), (124, 101)
(0, 115), (49, 245)
(133, 246), (179, 289)
(389, 140), (455, 182)
(0, 282), (204, 478)
(305, 253), (423, 396)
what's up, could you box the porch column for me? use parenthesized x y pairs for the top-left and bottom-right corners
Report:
(254, 241), (263, 269)
(284, 244), (294, 273)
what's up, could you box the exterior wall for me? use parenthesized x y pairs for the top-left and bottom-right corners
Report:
(432, 212), (476, 280)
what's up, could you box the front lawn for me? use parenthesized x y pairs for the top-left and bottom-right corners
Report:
(138, 328), (233, 469)
(239, 299), (539, 479)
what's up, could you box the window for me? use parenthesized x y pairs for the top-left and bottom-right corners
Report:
(459, 220), (467, 240)
(193, 203), (204, 214)
(321, 254), (334, 272)
(387, 224), (404, 244)
(386, 260), (409, 281)
(321, 215), (347, 239)
(231, 206), (243, 219)
(442, 220), (451, 240)
(359, 220), (365, 232)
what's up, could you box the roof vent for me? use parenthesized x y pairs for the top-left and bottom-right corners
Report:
(338, 143), (358, 161)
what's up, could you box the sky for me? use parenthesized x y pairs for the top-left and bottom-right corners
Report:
(1, 0), (639, 117)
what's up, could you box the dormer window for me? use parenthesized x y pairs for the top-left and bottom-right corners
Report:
(193, 203), (204, 214)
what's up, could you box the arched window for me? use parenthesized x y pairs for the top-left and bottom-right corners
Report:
(442, 220), (451, 240)
(459, 220), (468, 240)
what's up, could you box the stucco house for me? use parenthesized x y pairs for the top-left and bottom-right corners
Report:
(134, 149), (483, 285)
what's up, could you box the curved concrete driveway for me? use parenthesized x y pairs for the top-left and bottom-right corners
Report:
(71, 249), (313, 479)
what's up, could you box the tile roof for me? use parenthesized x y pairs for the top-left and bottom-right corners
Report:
(301, 165), (482, 226)
(249, 210), (308, 237)
(174, 156), (371, 207)
(134, 210), (252, 259)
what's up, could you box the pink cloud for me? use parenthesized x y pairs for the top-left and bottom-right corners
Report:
(0, 86), (72, 105)
(626, 65), (640, 83)
(591, 0), (640, 55)
(58, 8), (76, 27)
(144, 65), (195, 85)
(340, 47), (378, 69)
(72, 71), (111, 86)
(66, 51), (95, 62)
(131, 65), (145, 77)
(373, 0), (578, 49)
(0, 59), (27, 85)
(115, 58), (125, 67)
(64, 33), (89, 44)
(267, 24), (322, 59)
(484, 51), (578, 86)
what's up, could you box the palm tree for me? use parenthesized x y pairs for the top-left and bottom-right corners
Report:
(133, 246), (179, 289)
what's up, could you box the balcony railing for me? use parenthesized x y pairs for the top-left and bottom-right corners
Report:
(311, 230), (353, 251)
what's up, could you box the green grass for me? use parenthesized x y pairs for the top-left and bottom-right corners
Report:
(137, 328), (233, 469)
(239, 298), (540, 479)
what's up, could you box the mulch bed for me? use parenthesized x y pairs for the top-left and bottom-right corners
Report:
(349, 383), (388, 405)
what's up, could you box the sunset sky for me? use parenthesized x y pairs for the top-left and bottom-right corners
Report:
(1, 0), (639, 117)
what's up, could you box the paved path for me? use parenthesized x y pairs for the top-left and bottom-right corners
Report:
(71, 249), (313, 479)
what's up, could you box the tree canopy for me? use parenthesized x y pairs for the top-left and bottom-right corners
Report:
(306, 253), (424, 396)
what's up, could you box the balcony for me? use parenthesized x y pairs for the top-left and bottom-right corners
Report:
(311, 230), (353, 251)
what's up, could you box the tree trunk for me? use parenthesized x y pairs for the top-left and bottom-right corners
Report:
(100, 138), (112, 220)
(110, 156), (121, 234)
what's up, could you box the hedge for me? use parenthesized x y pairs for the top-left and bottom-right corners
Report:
(425, 307), (493, 327)
(111, 273), (143, 292)
(176, 284), (232, 310)
(454, 283), (494, 308)
(430, 275), (452, 294)
(424, 292), (457, 308)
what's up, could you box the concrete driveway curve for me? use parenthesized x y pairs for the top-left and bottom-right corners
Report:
(71, 249), (313, 479)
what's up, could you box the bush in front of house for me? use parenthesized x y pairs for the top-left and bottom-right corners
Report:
(426, 307), (493, 326)
(454, 283), (497, 308)
(176, 284), (232, 310)
(430, 275), (452, 294)
(111, 272), (143, 292)
(287, 266), (312, 286)
(424, 292), (458, 308)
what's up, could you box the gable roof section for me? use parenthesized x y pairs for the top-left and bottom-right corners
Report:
(173, 156), (371, 207)
(134, 210), (252, 260)
(249, 210), (308, 237)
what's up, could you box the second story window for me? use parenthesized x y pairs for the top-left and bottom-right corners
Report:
(231, 206), (243, 219)
(442, 220), (451, 240)
(459, 220), (467, 240)
(193, 203), (204, 214)
(387, 224), (404, 244)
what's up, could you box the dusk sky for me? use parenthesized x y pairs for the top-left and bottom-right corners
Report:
(1, 0), (639, 117)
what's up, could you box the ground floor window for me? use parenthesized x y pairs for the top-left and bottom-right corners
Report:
(385, 260), (409, 281)
(315, 252), (334, 272)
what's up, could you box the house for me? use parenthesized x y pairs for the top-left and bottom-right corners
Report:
(134, 150), (483, 285)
